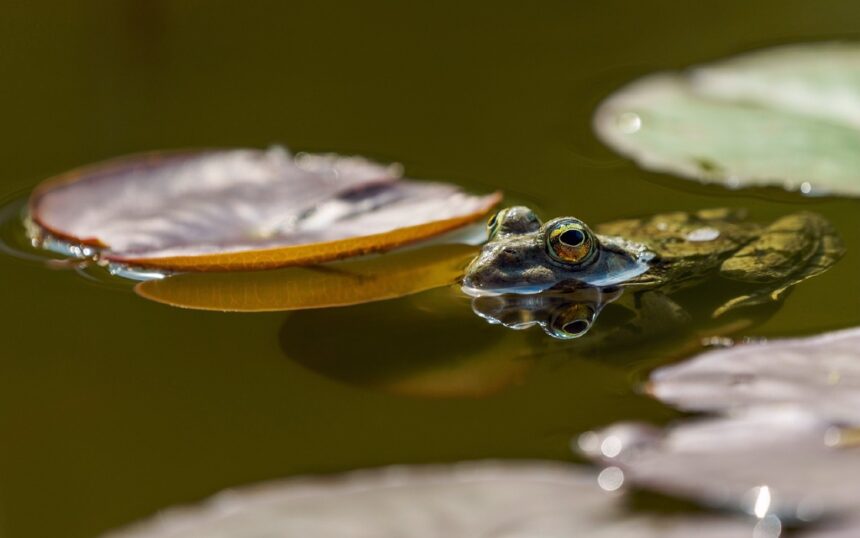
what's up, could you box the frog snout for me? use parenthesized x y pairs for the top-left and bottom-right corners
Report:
(462, 245), (524, 291)
(463, 255), (496, 289)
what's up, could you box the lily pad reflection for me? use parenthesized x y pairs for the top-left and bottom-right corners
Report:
(136, 244), (478, 312)
(280, 289), (536, 398)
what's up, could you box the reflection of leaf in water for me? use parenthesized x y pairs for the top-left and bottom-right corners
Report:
(136, 244), (477, 312)
(102, 461), (755, 538)
(280, 290), (536, 398)
(30, 148), (500, 271)
(594, 42), (860, 197)
(649, 327), (860, 422)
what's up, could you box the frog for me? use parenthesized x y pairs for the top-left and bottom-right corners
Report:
(462, 206), (844, 338)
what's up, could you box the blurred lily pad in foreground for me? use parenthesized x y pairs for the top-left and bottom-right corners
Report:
(136, 244), (477, 312)
(580, 327), (860, 532)
(594, 42), (860, 196)
(103, 461), (755, 538)
(650, 327), (860, 422)
(581, 409), (860, 524)
(29, 147), (500, 271)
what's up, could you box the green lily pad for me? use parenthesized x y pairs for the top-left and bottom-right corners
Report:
(594, 42), (860, 196)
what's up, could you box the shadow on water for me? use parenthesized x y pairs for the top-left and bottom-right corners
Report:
(279, 276), (786, 398)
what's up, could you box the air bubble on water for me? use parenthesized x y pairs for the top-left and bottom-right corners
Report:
(600, 436), (623, 458)
(753, 514), (782, 538)
(597, 466), (624, 491)
(616, 112), (641, 134)
(576, 431), (600, 455)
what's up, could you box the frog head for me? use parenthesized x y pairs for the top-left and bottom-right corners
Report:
(462, 206), (649, 295)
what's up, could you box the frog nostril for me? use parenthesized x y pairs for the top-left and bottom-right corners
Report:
(499, 247), (520, 263)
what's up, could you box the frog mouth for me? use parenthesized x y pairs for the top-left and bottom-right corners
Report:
(460, 280), (553, 297)
(461, 250), (651, 297)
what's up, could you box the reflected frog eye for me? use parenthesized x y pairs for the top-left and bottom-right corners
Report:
(547, 304), (595, 339)
(545, 218), (597, 266)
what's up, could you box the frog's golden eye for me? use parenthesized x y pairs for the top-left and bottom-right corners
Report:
(545, 218), (597, 266)
(548, 304), (595, 339)
(487, 209), (505, 239)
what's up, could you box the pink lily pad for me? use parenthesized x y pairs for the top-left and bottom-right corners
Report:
(29, 147), (501, 271)
(102, 461), (755, 538)
(649, 327), (860, 422)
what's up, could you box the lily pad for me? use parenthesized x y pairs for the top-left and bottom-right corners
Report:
(594, 42), (860, 196)
(102, 461), (754, 538)
(29, 147), (501, 271)
(649, 327), (860, 423)
(135, 244), (478, 312)
(580, 409), (860, 520)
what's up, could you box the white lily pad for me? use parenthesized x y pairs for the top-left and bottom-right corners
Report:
(594, 42), (860, 196)
(579, 409), (860, 520)
(649, 327), (860, 423)
(803, 521), (860, 538)
(102, 461), (754, 538)
(29, 147), (500, 271)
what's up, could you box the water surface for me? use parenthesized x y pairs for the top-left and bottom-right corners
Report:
(2, 2), (860, 536)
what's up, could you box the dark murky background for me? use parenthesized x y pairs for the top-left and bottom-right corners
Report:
(2, 2), (860, 536)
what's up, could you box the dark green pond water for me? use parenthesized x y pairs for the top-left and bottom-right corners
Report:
(2, 2), (860, 536)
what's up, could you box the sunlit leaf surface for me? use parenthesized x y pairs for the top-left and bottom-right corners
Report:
(136, 244), (477, 312)
(30, 148), (500, 271)
(103, 461), (754, 538)
(594, 42), (860, 196)
(649, 327), (860, 422)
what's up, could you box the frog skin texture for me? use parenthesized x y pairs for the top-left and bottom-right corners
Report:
(463, 206), (844, 338)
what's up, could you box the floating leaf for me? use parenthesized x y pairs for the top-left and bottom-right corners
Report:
(30, 148), (500, 271)
(580, 409), (860, 520)
(594, 42), (860, 196)
(649, 327), (860, 423)
(580, 328), (860, 528)
(136, 244), (477, 312)
(102, 461), (754, 538)
(804, 519), (860, 538)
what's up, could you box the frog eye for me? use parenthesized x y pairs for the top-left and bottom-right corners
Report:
(547, 304), (595, 339)
(487, 209), (505, 239)
(545, 218), (597, 266)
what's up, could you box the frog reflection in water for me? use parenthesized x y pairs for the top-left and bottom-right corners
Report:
(462, 206), (844, 339)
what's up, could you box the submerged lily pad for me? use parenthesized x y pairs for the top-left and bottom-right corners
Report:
(136, 244), (478, 312)
(103, 461), (754, 538)
(30, 148), (500, 271)
(594, 42), (860, 196)
(649, 327), (860, 423)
